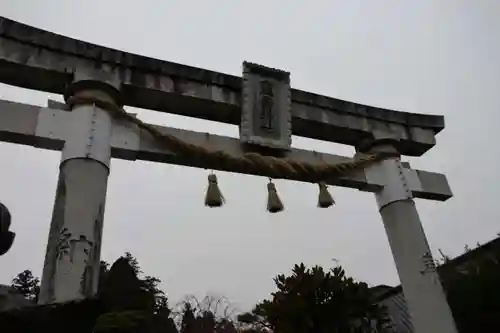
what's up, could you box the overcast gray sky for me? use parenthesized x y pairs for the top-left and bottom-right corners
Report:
(1, 0), (499, 312)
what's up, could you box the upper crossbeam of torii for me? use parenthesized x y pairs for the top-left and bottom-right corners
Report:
(0, 16), (458, 333)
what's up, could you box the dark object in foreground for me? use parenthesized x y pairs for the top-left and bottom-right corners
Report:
(0, 201), (14, 256)
(0, 298), (103, 333)
(0, 257), (157, 333)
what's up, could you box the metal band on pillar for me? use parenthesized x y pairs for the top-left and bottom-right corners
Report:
(360, 140), (413, 210)
(38, 71), (121, 305)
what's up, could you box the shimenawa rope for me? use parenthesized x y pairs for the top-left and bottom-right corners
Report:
(65, 95), (399, 211)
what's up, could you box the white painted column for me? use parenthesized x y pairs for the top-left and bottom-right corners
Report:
(38, 74), (119, 304)
(365, 144), (458, 333)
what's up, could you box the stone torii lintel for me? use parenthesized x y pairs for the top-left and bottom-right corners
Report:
(0, 98), (452, 201)
(0, 15), (443, 157)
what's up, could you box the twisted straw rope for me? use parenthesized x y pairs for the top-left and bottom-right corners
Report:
(66, 96), (398, 182)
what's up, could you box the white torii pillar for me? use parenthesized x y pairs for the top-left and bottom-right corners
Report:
(38, 73), (120, 304)
(364, 141), (458, 333)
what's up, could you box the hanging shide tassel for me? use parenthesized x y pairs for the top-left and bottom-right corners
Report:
(317, 182), (335, 208)
(205, 173), (225, 207)
(267, 179), (284, 213)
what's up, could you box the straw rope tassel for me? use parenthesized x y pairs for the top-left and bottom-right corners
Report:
(267, 179), (284, 213)
(65, 96), (401, 197)
(317, 182), (335, 208)
(205, 173), (225, 207)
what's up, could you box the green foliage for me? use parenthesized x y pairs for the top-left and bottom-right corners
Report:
(93, 310), (149, 333)
(11, 269), (40, 302)
(4, 253), (178, 333)
(180, 302), (197, 333)
(197, 310), (216, 333)
(153, 304), (178, 333)
(142, 275), (170, 314)
(0, 298), (104, 333)
(216, 318), (238, 333)
(99, 257), (155, 313)
(124, 252), (142, 276)
(7, 240), (500, 333)
(178, 296), (237, 333)
(238, 263), (390, 333)
(96, 254), (178, 333)
(98, 260), (110, 293)
(102, 252), (170, 314)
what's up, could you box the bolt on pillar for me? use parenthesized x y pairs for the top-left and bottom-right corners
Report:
(363, 141), (458, 333)
(38, 72), (121, 304)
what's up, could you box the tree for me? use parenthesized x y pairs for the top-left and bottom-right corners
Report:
(153, 301), (178, 333)
(99, 257), (155, 312)
(95, 257), (157, 333)
(11, 269), (40, 302)
(180, 302), (197, 333)
(96, 254), (182, 333)
(142, 275), (169, 314)
(125, 253), (169, 314)
(99, 253), (170, 315)
(98, 253), (178, 333)
(98, 260), (110, 293)
(216, 319), (238, 333)
(177, 295), (238, 333)
(8, 254), (177, 333)
(124, 251), (142, 276)
(238, 263), (390, 333)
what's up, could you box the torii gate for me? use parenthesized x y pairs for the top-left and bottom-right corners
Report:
(0, 17), (457, 333)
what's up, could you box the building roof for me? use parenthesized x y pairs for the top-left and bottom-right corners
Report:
(374, 235), (500, 301)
